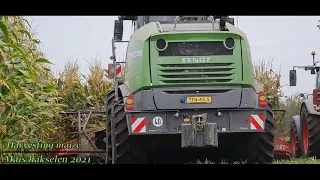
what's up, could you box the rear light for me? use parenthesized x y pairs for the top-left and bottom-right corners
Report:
(126, 105), (134, 111)
(126, 94), (134, 111)
(126, 99), (133, 105)
(259, 102), (267, 107)
(258, 91), (264, 96)
(258, 91), (267, 108)
(259, 96), (266, 101)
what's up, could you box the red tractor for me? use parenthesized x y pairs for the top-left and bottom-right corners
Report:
(289, 50), (320, 159)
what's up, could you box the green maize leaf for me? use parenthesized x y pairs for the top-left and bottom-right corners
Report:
(0, 21), (9, 43)
(10, 30), (18, 42)
(5, 119), (18, 126)
(3, 80), (17, 95)
(33, 39), (41, 44)
(43, 85), (56, 93)
(17, 69), (31, 78)
(24, 91), (34, 102)
(5, 71), (19, 80)
(34, 58), (53, 65)
(10, 131), (23, 140)
(18, 29), (32, 40)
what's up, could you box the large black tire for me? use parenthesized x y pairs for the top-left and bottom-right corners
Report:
(290, 117), (302, 158)
(245, 100), (275, 164)
(104, 89), (146, 164)
(300, 105), (320, 158)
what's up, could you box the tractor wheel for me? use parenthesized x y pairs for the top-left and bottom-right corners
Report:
(300, 105), (320, 158)
(290, 117), (302, 158)
(246, 100), (275, 164)
(104, 89), (146, 164)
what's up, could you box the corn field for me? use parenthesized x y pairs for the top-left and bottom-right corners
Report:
(0, 16), (112, 163)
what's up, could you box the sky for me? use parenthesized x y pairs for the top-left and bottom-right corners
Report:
(26, 16), (320, 97)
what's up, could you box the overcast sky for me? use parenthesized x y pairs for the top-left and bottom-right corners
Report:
(26, 16), (320, 96)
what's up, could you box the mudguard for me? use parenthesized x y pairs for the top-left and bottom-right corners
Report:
(118, 81), (131, 99)
(118, 81), (134, 131)
(292, 115), (303, 151)
(302, 99), (320, 115)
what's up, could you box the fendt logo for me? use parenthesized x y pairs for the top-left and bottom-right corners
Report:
(275, 144), (288, 151)
(181, 57), (211, 63)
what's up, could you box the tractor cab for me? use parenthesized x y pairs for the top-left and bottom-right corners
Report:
(289, 51), (320, 107)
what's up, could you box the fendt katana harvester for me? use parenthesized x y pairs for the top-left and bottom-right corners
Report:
(289, 50), (320, 159)
(91, 15), (276, 164)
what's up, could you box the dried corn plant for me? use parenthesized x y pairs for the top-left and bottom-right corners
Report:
(254, 58), (284, 129)
(54, 59), (112, 142)
(54, 61), (89, 141)
(56, 61), (87, 111)
(84, 59), (112, 110)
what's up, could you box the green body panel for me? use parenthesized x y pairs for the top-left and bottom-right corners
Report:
(124, 22), (257, 94)
(240, 36), (257, 90)
(124, 23), (157, 93)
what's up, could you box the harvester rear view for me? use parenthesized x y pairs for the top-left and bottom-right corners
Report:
(97, 16), (275, 164)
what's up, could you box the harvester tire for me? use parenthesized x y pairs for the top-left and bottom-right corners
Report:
(104, 89), (146, 164)
(300, 105), (320, 158)
(246, 100), (275, 164)
(290, 116), (302, 158)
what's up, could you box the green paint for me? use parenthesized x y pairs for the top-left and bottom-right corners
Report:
(124, 22), (257, 94)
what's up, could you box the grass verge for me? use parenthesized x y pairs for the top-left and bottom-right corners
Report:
(274, 157), (320, 164)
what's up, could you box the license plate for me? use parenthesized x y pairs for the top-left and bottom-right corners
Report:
(184, 96), (212, 104)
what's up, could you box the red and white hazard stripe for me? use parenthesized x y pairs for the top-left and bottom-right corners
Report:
(115, 65), (122, 78)
(107, 64), (122, 78)
(131, 117), (146, 133)
(250, 114), (265, 130)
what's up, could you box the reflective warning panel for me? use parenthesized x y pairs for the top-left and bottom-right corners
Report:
(107, 63), (122, 79)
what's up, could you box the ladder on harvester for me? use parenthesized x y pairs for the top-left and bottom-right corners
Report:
(105, 17), (131, 164)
